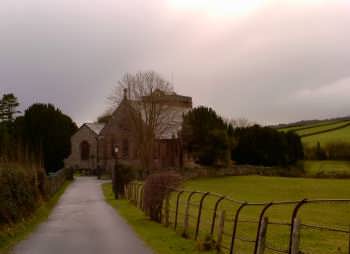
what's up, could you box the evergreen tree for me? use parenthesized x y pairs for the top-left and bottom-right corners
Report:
(0, 93), (20, 122)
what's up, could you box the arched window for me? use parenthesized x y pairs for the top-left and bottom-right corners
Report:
(80, 141), (90, 161)
(122, 139), (129, 158)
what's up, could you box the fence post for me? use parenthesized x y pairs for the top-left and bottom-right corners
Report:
(256, 217), (268, 254)
(165, 193), (170, 227)
(195, 192), (210, 240)
(291, 218), (301, 254)
(174, 191), (184, 230)
(124, 185), (127, 199)
(183, 191), (196, 238)
(210, 196), (225, 237)
(216, 210), (226, 252)
(289, 199), (306, 254)
(139, 186), (144, 210)
(254, 203), (273, 254)
(230, 202), (247, 254)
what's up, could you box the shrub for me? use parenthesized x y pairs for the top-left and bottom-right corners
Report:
(0, 164), (40, 224)
(112, 162), (136, 198)
(143, 171), (182, 222)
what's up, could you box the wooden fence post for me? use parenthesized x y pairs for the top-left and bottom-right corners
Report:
(291, 218), (301, 254)
(216, 210), (226, 252)
(256, 217), (268, 254)
(124, 185), (128, 199)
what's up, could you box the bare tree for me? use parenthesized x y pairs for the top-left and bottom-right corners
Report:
(227, 117), (254, 128)
(109, 71), (182, 172)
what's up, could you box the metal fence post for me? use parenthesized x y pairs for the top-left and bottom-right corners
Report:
(183, 191), (196, 238)
(210, 196), (225, 237)
(174, 191), (184, 230)
(230, 202), (247, 254)
(256, 217), (268, 254)
(291, 218), (301, 254)
(195, 192), (210, 240)
(288, 199), (307, 254)
(216, 210), (226, 252)
(254, 203), (273, 254)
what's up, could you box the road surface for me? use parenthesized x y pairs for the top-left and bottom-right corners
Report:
(13, 177), (153, 254)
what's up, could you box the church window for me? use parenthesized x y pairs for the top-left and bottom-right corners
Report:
(80, 141), (90, 161)
(122, 139), (129, 158)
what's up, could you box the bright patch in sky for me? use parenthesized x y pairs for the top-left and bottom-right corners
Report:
(168, 0), (264, 18)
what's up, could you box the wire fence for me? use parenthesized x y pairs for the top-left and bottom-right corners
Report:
(125, 181), (350, 254)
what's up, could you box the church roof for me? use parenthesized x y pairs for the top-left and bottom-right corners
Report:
(84, 123), (105, 135)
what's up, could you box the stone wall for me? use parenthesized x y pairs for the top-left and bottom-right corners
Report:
(64, 125), (98, 169)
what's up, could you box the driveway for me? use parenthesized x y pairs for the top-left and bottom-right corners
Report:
(13, 177), (153, 254)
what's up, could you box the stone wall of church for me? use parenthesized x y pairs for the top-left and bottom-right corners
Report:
(99, 100), (139, 171)
(64, 125), (98, 169)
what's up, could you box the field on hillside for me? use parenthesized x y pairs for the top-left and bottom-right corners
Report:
(278, 119), (350, 148)
(303, 160), (350, 175)
(303, 124), (350, 146)
(278, 120), (339, 133)
(163, 176), (350, 254)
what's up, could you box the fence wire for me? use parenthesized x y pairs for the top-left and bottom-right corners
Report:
(126, 182), (350, 254)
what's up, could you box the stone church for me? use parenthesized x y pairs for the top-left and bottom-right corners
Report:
(64, 91), (192, 171)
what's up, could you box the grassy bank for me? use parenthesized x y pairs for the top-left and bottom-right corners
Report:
(102, 183), (215, 254)
(0, 181), (71, 254)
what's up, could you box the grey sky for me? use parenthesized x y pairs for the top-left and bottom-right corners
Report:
(1, 0), (350, 125)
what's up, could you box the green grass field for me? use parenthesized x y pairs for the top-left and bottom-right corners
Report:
(296, 121), (350, 136)
(163, 176), (350, 254)
(303, 124), (350, 146)
(278, 119), (350, 147)
(278, 120), (339, 133)
(303, 160), (350, 176)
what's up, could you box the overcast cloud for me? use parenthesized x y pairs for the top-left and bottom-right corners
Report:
(1, 0), (350, 125)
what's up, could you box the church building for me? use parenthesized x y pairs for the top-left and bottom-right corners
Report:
(64, 90), (192, 171)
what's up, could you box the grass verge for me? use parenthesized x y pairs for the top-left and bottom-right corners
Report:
(0, 181), (71, 254)
(102, 183), (215, 254)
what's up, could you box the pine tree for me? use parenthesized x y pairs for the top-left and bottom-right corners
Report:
(0, 93), (20, 122)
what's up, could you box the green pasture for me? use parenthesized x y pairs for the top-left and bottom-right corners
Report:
(303, 160), (350, 176)
(278, 120), (339, 133)
(296, 120), (350, 136)
(302, 125), (350, 146)
(164, 176), (350, 254)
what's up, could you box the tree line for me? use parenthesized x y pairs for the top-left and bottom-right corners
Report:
(0, 93), (77, 173)
(182, 106), (304, 167)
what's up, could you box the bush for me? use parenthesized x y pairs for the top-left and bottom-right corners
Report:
(112, 162), (136, 198)
(143, 171), (182, 222)
(0, 164), (40, 224)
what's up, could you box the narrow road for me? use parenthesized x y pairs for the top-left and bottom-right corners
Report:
(13, 177), (153, 254)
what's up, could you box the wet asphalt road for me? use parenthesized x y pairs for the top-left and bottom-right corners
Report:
(13, 177), (153, 254)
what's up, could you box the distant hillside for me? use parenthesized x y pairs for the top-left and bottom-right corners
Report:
(272, 116), (350, 129)
(274, 116), (350, 147)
